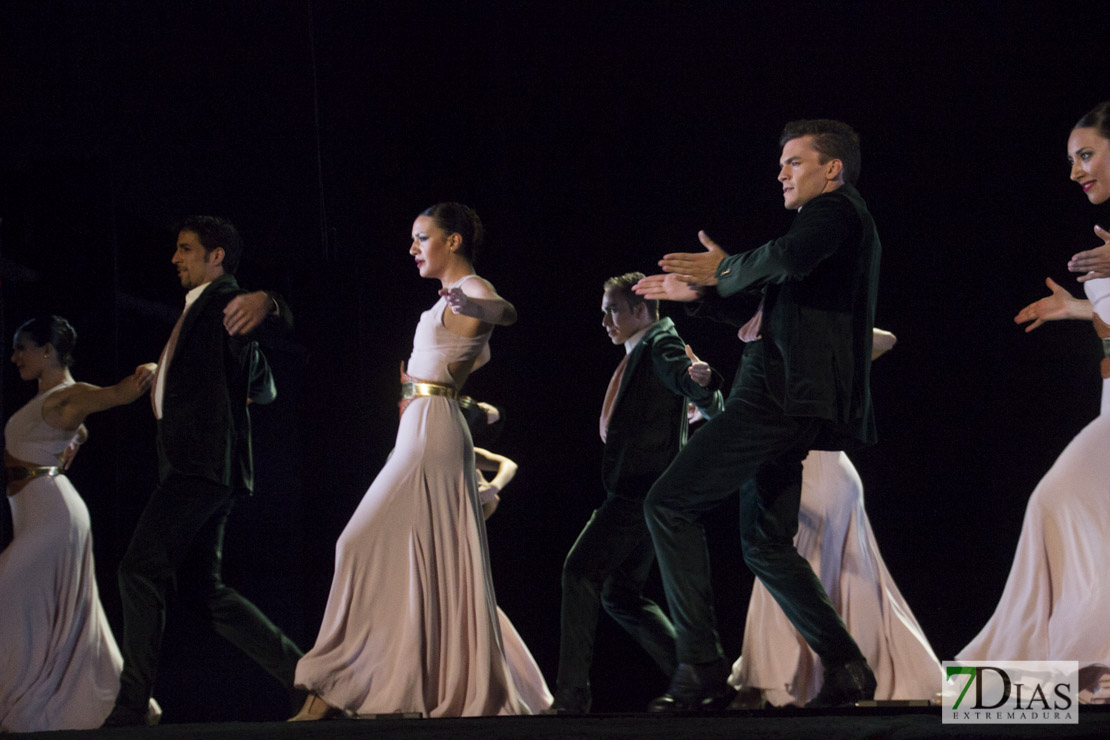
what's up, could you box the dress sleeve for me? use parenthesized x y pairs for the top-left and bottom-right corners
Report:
(1089, 283), (1110, 326)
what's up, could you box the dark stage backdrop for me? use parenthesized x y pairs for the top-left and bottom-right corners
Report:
(2, 0), (1109, 720)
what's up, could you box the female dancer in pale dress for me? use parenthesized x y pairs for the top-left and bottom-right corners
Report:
(958, 101), (1110, 702)
(725, 329), (942, 707)
(0, 316), (158, 732)
(292, 203), (529, 719)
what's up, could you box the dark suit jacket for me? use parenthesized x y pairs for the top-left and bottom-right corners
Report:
(602, 317), (725, 500)
(695, 183), (880, 449)
(156, 273), (292, 493)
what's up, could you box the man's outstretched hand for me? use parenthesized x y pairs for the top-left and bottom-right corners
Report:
(659, 231), (729, 286)
(633, 273), (705, 302)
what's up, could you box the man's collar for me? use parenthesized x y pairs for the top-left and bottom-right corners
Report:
(183, 280), (212, 308)
(623, 320), (659, 354)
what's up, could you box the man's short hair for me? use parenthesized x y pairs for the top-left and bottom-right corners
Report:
(779, 119), (861, 186)
(176, 215), (244, 274)
(603, 271), (658, 320)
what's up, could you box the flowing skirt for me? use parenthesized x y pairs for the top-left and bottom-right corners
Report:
(498, 608), (552, 713)
(295, 396), (526, 716)
(958, 413), (1110, 701)
(0, 475), (122, 732)
(731, 451), (942, 705)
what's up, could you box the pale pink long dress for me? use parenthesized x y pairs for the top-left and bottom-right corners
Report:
(958, 278), (1110, 702)
(475, 475), (553, 713)
(730, 450), (943, 706)
(295, 275), (536, 716)
(498, 609), (552, 713)
(0, 385), (121, 731)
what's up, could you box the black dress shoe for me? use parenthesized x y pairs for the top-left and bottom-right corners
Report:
(543, 686), (591, 714)
(102, 703), (149, 727)
(648, 659), (734, 712)
(805, 658), (877, 708)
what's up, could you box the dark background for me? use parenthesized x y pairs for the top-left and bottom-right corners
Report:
(2, 0), (1110, 720)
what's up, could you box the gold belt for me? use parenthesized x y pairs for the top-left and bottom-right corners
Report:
(7, 466), (62, 483)
(400, 381), (460, 401)
(398, 363), (473, 421)
(399, 383), (475, 409)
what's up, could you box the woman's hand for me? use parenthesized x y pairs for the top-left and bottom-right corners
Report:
(473, 447), (517, 520)
(481, 493), (500, 520)
(1014, 277), (1092, 332)
(687, 403), (705, 425)
(476, 401), (501, 425)
(1067, 225), (1110, 283)
(60, 424), (89, 470)
(120, 363), (158, 402)
(439, 277), (517, 329)
(476, 468), (502, 520)
(440, 286), (472, 315)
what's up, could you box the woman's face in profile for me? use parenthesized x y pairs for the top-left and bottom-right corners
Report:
(11, 333), (45, 382)
(410, 214), (453, 279)
(1068, 126), (1110, 205)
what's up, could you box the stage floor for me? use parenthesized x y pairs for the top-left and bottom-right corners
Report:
(12, 706), (1110, 739)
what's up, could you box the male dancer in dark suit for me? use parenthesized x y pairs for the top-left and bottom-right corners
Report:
(635, 119), (881, 710)
(105, 216), (302, 725)
(548, 272), (724, 713)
